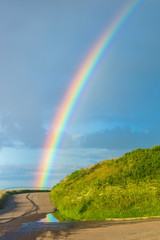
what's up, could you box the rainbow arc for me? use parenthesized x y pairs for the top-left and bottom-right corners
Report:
(34, 0), (143, 188)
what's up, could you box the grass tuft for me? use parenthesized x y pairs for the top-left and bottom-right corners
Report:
(0, 190), (8, 209)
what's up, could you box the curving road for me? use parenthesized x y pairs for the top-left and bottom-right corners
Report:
(0, 192), (55, 224)
(0, 193), (160, 239)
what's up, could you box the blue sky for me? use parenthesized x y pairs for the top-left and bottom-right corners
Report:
(0, 0), (160, 188)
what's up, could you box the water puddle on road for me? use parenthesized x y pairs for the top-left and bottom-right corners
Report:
(38, 213), (59, 223)
(6, 214), (60, 239)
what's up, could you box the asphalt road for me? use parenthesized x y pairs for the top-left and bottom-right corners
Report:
(0, 192), (55, 224)
(0, 192), (160, 240)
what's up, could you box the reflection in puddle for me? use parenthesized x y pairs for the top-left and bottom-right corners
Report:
(38, 213), (59, 223)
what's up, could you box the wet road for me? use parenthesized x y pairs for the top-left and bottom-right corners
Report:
(1, 217), (160, 240)
(1, 193), (160, 239)
(0, 192), (55, 224)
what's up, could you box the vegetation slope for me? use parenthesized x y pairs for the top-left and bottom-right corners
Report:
(50, 145), (160, 221)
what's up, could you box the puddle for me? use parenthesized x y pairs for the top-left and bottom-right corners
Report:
(38, 213), (59, 223)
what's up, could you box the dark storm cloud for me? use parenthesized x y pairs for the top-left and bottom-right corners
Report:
(0, 0), (159, 150)
(0, 114), (45, 148)
(79, 126), (160, 150)
(0, 0), (113, 149)
(0, 117), (74, 149)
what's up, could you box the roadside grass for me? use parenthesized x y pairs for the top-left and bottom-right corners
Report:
(0, 190), (8, 209)
(51, 181), (160, 221)
(0, 189), (51, 209)
(50, 145), (160, 221)
(6, 189), (50, 195)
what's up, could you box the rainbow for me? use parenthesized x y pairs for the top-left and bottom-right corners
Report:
(39, 213), (58, 223)
(34, 0), (142, 188)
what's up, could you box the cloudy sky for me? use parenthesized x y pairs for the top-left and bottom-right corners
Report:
(0, 0), (160, 188)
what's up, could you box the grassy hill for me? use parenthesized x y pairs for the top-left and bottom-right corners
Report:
(50, 145), (160, 221)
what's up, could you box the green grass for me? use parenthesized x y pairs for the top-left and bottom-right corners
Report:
(6, 189), (50, 195)
(50, 145), (160, 221)
(0, 189), (50, 209)
(0, 190), (8, 209)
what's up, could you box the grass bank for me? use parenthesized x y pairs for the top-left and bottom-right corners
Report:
(50, 145), (160, 221)
(0, 189), (50, 209)
(0, 190), (8, 209)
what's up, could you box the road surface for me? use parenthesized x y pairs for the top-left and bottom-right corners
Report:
(0, 192), (160, 240)
(0, 192), (55, 224)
